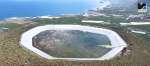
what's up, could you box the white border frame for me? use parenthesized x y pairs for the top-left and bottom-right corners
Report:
(20, 25), (127, 60)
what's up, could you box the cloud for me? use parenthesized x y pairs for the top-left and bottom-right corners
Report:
(99, 0), (111, 10)
(97, 0), (139, 9)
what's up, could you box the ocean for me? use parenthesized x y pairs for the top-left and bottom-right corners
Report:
(0, 0), (99, 20)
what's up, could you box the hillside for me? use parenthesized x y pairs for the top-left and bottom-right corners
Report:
(0, 17), (150, 66)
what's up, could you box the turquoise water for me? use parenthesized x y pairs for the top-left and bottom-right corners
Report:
(0, 0), (99, 20)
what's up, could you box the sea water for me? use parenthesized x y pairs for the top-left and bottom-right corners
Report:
(0, 0), (99, 20)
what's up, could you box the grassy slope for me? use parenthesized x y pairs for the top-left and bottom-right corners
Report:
(0, 18), (150, 66)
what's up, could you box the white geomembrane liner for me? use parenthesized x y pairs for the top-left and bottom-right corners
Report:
(20, 25), (127, 60)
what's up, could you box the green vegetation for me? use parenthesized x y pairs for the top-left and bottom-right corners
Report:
(0, 23), (22, 30)
(85, 16), (127, 23)
(128, 25), (150, 32)
(32, 16), (83, 25)
(32, 16), (120, 30)
(127, 25), (150, 43)
(134, 34), (150, 44)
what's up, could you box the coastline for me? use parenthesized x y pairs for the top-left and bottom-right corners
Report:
(1, 16), (61, 21)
